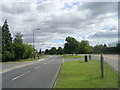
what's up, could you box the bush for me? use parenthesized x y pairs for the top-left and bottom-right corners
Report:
(2, 50), (14, 62)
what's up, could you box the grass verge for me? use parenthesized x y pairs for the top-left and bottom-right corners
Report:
(63, 55), (84, 59)
(55, 60), (118, 88)
(3, 56), (46, 63)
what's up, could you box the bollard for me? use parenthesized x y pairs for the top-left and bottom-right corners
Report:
(34, 56), (35, 59)
(84, 55), (88, 62)
(100, 53), (104, 78)
(89, 55), (91, 60)
(38, 56), (39, 59)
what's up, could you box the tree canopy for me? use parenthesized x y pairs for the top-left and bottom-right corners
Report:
(2, 20), (34, 62)
(2, 20), (14, 61)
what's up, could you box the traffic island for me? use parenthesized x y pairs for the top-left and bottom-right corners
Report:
(54, 60), (118, 88)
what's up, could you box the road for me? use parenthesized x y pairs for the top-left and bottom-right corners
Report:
(2, 56), (63, 88)
(92, 54), (118, 72)
(2, 54), (118, 88)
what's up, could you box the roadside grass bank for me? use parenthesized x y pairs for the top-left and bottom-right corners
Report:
(63, 55), (84, 59)
(55, 60), (118, 88)
(2, 55), (46, 63)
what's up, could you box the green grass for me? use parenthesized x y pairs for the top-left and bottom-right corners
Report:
(55, 60), (118, 88)
(3, 56), (46, 63)
(63, 55), (84, 59)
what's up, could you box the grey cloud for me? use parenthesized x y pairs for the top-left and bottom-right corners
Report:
(90, 31), (118, 38)
(78, 2), (118, 19)
(2, 2), (31, 14)
(1, 1), (118, 50)
(79, 2), (117, 13)
(36, 2), (54, 13)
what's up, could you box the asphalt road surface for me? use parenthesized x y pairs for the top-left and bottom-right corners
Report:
(2, 56), (63, 88)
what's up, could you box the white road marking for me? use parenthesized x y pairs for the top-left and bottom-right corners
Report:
(2, 58), (44, 73)
(11, 71), (30, 81)
(44, 63), (47, 65)
(62, 58), (64, 63)
(34, 66), (41, 69)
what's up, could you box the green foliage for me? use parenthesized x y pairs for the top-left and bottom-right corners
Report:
(49, 47), (57, 55)
(13, 43), (25, 60)
(2, 20), (14, 61)
(45, 47), (64, 55)
(57, 47), (64, 55)
(94, 44), (107, 53)
(64, 37), (90, 54)
(2, 20), (34, 62)
(13, 33), (24, 60)
(117, 43), (120, 47)
(45, 49), (49, 55)
(79, 40), (90, 54)
(22, 43), (34, 58)
(13, 33), (34, 60)
(38, 49), (42, 55)
(14, 33), (23, 44)
(2, 50), (14, 62)
(64, 36), (79, 54)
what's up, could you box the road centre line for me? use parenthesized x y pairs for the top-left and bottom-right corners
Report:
(34, 66), (41, 69)
(62, 58), (64, 63)
(44, 63), (47, 65)
(11, 71), (30, 81)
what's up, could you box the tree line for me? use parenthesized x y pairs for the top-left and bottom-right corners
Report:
(45, 36), (91, 55)
(2, 20), (34, 62)
(45, 36), (120, 55)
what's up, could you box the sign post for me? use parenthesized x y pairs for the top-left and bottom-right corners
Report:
(100, 53), (104, 78)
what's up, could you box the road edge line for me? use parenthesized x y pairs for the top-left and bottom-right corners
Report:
(105, 61), (118, 74)
(52, 58), (64, 88)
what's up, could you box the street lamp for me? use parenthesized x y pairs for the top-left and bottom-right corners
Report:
(33, 28), (40, 58)
(33, 28), (40, 49)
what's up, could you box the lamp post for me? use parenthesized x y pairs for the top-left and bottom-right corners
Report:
(33, 28), (40, 59)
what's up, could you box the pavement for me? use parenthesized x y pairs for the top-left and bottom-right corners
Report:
(64, 54), (119, 72)
(91, 54), (119, 72)
(2, 58), (46, 73)
(2, 56), (63, 88)
(64, 58), (84, 62)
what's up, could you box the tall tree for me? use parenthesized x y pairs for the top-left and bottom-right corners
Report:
(64, 36), (79, 54)
(13, 33), (24, 60)
(49, 47), (57, 55)
(57, 47), (64, 55)
(14, 33), (23, 44)
(38, 48), (42, 55)
(22, 43), (34, 59)
(103, 44), (107, 47)
(45, 49), (49, 55)
(79, 40), (90, 54)
(2, 20), (14, 61)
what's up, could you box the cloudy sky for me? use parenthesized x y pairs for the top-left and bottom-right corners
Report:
(0, 0), (119, 51)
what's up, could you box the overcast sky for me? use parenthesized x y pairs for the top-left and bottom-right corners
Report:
(0, 0), (119, 51)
